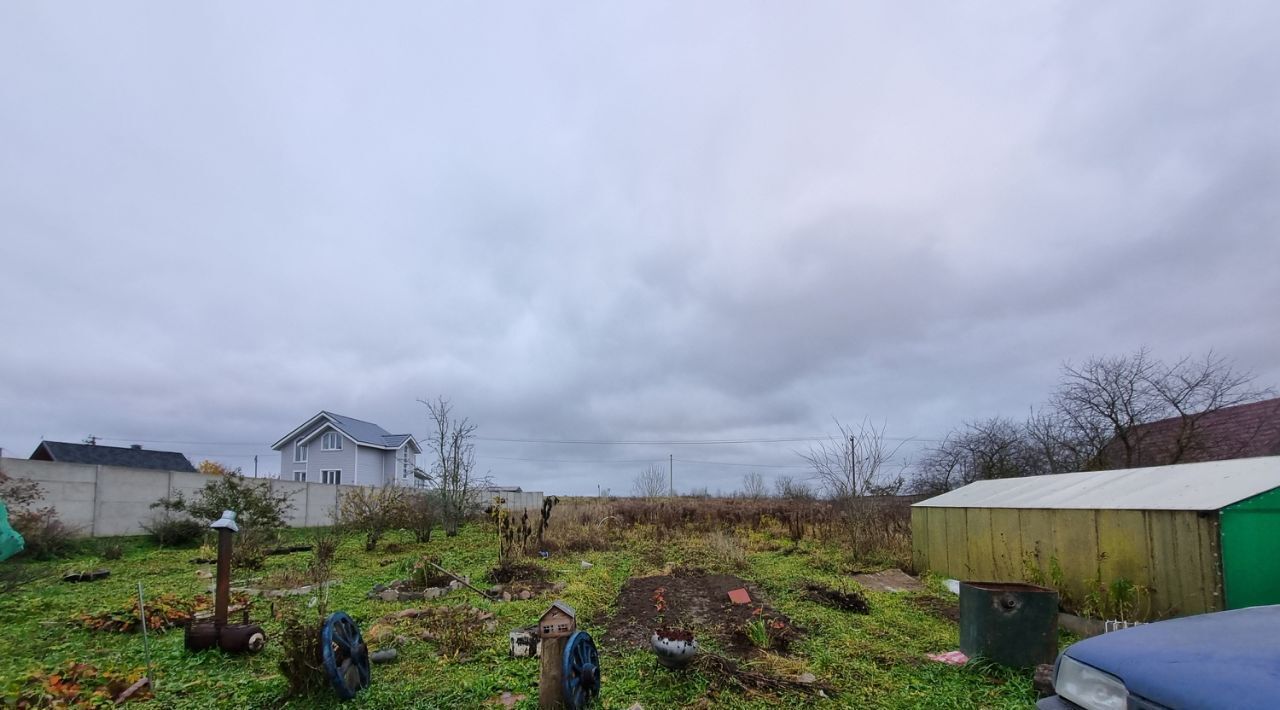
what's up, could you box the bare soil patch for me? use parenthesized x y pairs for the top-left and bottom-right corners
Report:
(906, 593), (960, 623)
(802, 583), (870, 613)
(603, 568), (800, 657)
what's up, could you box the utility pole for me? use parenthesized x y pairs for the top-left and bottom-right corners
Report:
(254, 455), (258, 478)
(669, 454), (674, 497)
(850, 435), (856, 495)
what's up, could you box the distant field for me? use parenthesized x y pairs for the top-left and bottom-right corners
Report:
(0, 498), (1048, 708)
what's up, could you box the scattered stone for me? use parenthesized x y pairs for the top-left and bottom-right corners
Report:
(373, 583), (388, 593)
(627, 704), (645, 710)
(580, 561), (594, 570)
(509, 626), (541, 658)
(379, 588), (400, 602)
(195, 570), (213, 579)
(519, 590), (533, 600)
(399, 590), (425, 601)
(396, 609), (422, 619)
(795, 673), (816, 684)
(490, 585), (503, 594)
(496, 692), (528, 708)
(449, 580), (463, 590)
(502, 592), (512, 602)
(370, 648), (399, 664)
(422, 587), (445, 600)
(552, 582), (568, 593)
(1034, 663), (1055, 697)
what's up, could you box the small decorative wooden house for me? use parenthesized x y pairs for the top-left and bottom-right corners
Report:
(539, 601), (576, 639)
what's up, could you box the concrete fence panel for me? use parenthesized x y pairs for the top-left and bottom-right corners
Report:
(1, 458), (542, 538)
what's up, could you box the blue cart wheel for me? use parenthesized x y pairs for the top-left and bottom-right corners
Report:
(561, 630), (600, 709)
(321, 611), (371, 700)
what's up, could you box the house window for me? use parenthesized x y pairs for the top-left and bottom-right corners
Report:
(322, 469), (341, 485)
(294, 439), (308, 463)
(293, 471), (306, 482)
(321, 432), (342, 451)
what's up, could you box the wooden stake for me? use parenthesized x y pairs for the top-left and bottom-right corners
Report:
(539, 634), (567, 709)
(426, 560), (497, 601)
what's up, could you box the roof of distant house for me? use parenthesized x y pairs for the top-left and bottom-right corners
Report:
(272, 411), (420, 452)
(29, 440), (197, 473)
(1097, 397), (1280, 468)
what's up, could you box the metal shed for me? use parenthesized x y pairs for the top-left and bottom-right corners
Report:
(911, 456), (1280, 619)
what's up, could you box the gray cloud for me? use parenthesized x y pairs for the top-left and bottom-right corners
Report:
(2, 1), (1277, 494)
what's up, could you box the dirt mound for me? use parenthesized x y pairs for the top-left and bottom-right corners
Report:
(603, 569), (799, 657)
(802, 583), (870, 613)
(488, 562), (549, 585)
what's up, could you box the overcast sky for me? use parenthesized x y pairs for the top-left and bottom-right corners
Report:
(2, 2), (1277, 495)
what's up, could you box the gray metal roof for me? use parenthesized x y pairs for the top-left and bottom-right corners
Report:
(274, 411), (418, 451)
(323, 411), (394, 445)
(913, 455), (1280, 511)
(31, 441), (197, 473)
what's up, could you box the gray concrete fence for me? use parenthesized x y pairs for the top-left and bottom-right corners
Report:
(0, 457), (544, 537)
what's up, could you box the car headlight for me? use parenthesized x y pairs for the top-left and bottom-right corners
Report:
(1055, 655), (1129, 710)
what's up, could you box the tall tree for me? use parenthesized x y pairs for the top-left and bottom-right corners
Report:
(1052, 349), (1269, 469)
(420, 396), (488, 536)
(631, 464), (667, 499)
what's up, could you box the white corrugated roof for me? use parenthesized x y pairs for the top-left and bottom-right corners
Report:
(913, 456), (1280, 511)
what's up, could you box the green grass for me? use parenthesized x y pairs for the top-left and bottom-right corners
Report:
(0, 524), (1044, 709)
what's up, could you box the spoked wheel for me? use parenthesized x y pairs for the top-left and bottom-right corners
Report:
(561, 630), (600, 709)
(321, 611), (371, 700)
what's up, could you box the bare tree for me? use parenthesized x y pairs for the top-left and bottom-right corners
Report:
(773, 475), (814, 500)
(420, 396), (489, 536)
(1051, 349), (1270, 469)
(911, 417), (1046, 495)
(801, 418), (906, 499)
(740, 471), (766, 500)
(632, 464), (668, 499)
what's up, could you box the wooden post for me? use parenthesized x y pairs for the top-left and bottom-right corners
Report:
(540, 634), (568, 708)
(537, 601), (577, 709)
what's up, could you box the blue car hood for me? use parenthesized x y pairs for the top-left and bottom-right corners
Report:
(1066, 606), (1280, 709)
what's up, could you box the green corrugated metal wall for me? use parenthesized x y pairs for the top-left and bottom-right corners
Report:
(1221, 487), (1280, 609)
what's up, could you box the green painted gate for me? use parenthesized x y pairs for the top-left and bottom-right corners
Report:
(1220, 487), (1280, 609)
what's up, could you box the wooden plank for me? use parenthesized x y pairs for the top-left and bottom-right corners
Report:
(1018, 509), (1055, 580)
(1145, 512), (1183, 617)
(966, 507), (997, 580)
(989, 509), (1022, 581)
(1172, 511), (1212, 614)
(1051, 509), (1099, 606)
(943, 508), (970, 578)
(911, 508), (929, 572)
(926, 507), (950, 577)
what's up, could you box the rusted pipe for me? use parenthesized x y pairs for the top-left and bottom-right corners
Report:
(214, 527), (232, 626)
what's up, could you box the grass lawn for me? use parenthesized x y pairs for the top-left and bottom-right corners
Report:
(0, 517), (1048, 709)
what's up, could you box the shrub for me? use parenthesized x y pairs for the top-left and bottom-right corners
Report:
(142, 514), (205, 547)
(1, 467), (76, 559)
(402, 491), (438, 543)
(277, 603), (327, 698)
(10, 508), (75, 559)
(100, 541), (125, 560)
(337, 485), (409, 552)
(152, 471), (294, 531)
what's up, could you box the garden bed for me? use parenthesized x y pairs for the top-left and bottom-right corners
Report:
(604, 568), (800, 657)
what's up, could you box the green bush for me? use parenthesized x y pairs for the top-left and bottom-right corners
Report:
(142, 515), (205, 547)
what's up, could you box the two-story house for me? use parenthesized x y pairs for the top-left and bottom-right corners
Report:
(271, 411), (423, 487)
